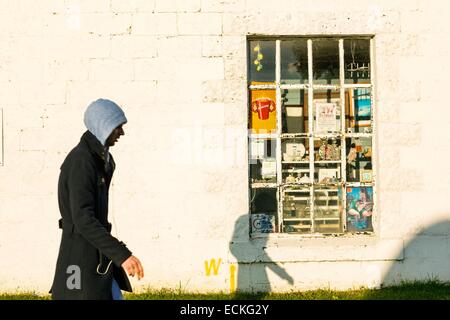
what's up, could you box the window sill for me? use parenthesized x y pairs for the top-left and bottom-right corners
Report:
(229, 235), (403, 263)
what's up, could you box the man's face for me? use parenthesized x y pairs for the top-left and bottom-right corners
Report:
(106, 124), (125, 147)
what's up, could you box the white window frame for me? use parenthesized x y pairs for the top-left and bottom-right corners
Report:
(248, 36), (376, 237)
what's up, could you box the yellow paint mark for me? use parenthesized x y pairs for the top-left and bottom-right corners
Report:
(230, 264), (236, 293)
(204, 258), (222, 276)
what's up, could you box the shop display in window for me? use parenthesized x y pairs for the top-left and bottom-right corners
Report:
(248, 37), (374, 236)
(346, 187), (373, 232)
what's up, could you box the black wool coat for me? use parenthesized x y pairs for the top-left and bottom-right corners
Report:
(51, 131), (132, 300)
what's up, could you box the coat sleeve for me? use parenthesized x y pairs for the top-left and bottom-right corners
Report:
(68, 154), (132, 267)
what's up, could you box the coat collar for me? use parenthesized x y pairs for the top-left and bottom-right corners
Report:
(81, 130), (107, 162)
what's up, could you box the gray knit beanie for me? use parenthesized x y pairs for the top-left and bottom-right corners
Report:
(84, 99), (127, 146)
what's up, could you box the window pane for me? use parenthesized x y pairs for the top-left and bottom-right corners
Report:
(281, 39), (308, 84)
(281, 138), (310, 185)
(346, 186), (373, 232)
(282, 89), (307, 134)
(314, 187), (342, 233)
(313, 89), (342, 134)
(249, 40), (275, 82)
(249, 138), (277, 184)
(250, 188), (278, 235)
(249, 88), (277, 134)
(282, 188), (312, 233)
(345, 88), (372, 133)
(345, 137), (372, 183)
(313, 39), (339, 84)
(313, 138), (342, 184)
(344, 39), (370, 84)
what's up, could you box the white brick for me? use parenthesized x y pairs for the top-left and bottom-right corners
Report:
(223, 79), (246, 104)
(202, 80), (223, 103)
(66, 80), (157, 107)
(379, 123), (422, 147)
(155, 13), (178, 35)
(77, 35), (112, 58)
(202, 0), (246, 13)
(132, 13), (157, 34)
(376, 34), (423, 57)
(222, 13), (250, 35)
(155, 0), (201, 13)
(202, 36), (223, 57)
(19, 81), (67, 105)
(158, 36), (202, 57)
(81, 13), (133, 35)
(6, 57), (45, 83)
(224, 56), (246, 80)
(0, 13), (44, 36)
(64, 0), (111, 13)
(19, 128), (47, 151)
(156, 57), (224, 80)
(398, 102), (426, 124)
(134, 58), (159, 81)
(178, 13), (222, 35)
(0, 0), (66, 14)
(155, 80), (202, 104)
(245, 0), (285, 13)
(223, 103), (247, 126)
(89, 59), (134, 81)
(111, 0), (156, 12)
(134, 13), (179, 35)
(222, 36), (245, 58)
(0, 37), (19, 59)
(0, 60), (12, 81)
(422, 35), (450, 57)
(134, 12), (179, 35)
(4, 105), (47, 130)
(377, 101), (400, 123)
(111, 35), (158, 58)
(37, 34), (110, 60)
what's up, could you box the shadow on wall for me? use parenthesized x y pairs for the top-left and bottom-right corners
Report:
(229, 216), (450, 296)
(229, 214), (294, 298)
(381, 219), (450, 286)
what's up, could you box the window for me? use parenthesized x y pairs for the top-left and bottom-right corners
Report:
(248, 37), (374, 236)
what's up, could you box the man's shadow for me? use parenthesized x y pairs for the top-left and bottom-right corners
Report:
(229, 189), (294, 298)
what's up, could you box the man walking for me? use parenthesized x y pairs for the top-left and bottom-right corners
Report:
(51, 99), (144, 299)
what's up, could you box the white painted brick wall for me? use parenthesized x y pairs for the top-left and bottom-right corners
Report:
(0, 0), (450, 294)
(178, 13), (222, 35)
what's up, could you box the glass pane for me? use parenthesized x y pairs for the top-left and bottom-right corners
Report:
(313, 138), (342, 162)
(345, 137), (372, 183)
(345, 88), (372, 133)
(313, 138), (342, 184)
(282, 89), (307, 134)
(282, 188), (312, 234)
(313, 89), (342, 134)
(344, 39), (370, 84)
(249, 138), (277, 184)
(314, 187), (342, 233)
(250, 188), (278, 235)
(281, 39), (308, 84)
(313, 39), (339, 84)
(346, 186), (373, 232)
(249, 40), (275, 82)
(249, 88), (277, 134)
(281, 138), (310, 185)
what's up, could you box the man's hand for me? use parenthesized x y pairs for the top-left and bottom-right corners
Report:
(121, 255), (144, 280)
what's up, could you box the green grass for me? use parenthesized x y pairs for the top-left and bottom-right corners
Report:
(1, 280), (449, 300)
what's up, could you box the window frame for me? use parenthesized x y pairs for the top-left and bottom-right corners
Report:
(247, 36), (376, 238)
